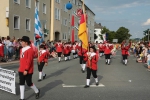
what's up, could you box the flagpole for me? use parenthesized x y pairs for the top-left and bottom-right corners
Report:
(81, 0), (89, 50)
(35, 0), (40, 65)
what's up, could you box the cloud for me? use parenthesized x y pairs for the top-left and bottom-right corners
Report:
(111, 1), (140, 9)
(142, 18), (150, 26)
(92, 1), (142, 14)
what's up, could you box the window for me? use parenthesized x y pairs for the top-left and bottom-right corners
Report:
(55, 0), (60, 3)
(14, 16), (20, 29)
(75, 35), (77, 40)
(63, 19), (67, 26)
(26, 0), (31, 8)
(26, 19), (30, 31)
(55, 8), (60, 20)
(72, 0), (76, 4)
(63, 33), (67, 40)
(14, 0), (20, 4)
(43, 3), (46, 14)
(58, 9), (60, 20)
(64, 4), (67, 12)
(36, 0), (39, 11)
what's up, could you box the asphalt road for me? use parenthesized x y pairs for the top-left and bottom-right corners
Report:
(0, 51), (150, 100)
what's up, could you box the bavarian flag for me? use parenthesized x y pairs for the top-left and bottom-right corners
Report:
(78, 14), (88, 50)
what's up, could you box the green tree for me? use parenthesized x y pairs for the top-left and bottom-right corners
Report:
(101, 26), (110, 34)
(107, 31), (116, 42)
(115, 27), (132, 43)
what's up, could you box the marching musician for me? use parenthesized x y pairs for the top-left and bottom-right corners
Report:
(121, 40), (131, 65)
(19, 36), (40, 100)
(55, 40), (63, 62)
(37, 44), (48, 82)
(103, 41), (113, 65)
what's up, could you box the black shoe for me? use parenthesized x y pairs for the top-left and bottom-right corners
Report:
(19, 99), (25, 100)
(38, 79), (42, 82)
(82, 70), (85, 73)
(84, 85), (89, 88)
(105, 62), (107, 64)
(108, 63), (110, 65)
(43, 74), (46, 79)
(58, 61), (60, 63)
(96, 82), (99, 86)
(35, 89), (40, 99)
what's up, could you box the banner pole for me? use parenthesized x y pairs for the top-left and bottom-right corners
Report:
(82, 0), (89, 51)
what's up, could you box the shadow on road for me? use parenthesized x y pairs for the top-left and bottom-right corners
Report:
(26, 80), (63, 100)
(90, 75), (103, 84)
(45, 67), (69, 79)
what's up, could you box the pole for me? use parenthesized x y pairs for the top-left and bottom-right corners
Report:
(35, 0), (40, 65)
(148, 30), (150, 42)
(81, 0), (89, 50)
(50, 0), (54, 41)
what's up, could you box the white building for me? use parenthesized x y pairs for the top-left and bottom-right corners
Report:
(94, 22), (103, 43)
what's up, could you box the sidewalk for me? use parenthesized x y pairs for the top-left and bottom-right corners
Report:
(0, 58), (57, 65)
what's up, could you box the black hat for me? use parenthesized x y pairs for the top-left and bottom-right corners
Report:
(21, 36), (31, 44)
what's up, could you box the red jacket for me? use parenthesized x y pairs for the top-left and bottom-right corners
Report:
(78, 46), (87, 56)
(121, 43), (131, 55)
(19, 46), (34, 74)
(98, 44), (104, 51)
(55, 43), (63, 52)
(63, 46), (70, 54)
(72, 44), (77, 51)
(84, 52), (98, 70)
(104, 44), (112, 54)
(38, 50), (48, 63)
(0, 43), (4, 57)
(68, 45), (72, 52)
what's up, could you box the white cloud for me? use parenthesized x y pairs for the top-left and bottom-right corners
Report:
(142, 18), (150, 26)
(111, 1), (140, 9)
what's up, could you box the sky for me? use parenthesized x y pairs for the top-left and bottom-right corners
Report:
(85, 0), (150, 38)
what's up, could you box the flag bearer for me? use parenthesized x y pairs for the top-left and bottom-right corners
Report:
(83, 46), (99, 88)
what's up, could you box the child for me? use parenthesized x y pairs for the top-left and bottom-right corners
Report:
(147, 51), (150, 71)
(19, 36), (40, 100)
(38, 44), (48, 81)
(83, 46), (99, 88)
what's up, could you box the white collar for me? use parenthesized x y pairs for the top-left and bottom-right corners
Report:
(22, 46), (31, 53)
(87, 52), (96, 57)
(40, 50), (46, 54)
(0, 44), (2, 46)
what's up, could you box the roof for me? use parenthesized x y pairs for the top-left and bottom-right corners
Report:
(79, 0), (95, 15)
(94, 22), (103, 29)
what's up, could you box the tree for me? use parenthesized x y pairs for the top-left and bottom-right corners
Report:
(107, 31), (116, 42)
(101, 26), (110, 34)
(115, 27), (132, 43)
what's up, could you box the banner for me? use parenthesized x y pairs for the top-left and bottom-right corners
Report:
(0, 67), (16, 94)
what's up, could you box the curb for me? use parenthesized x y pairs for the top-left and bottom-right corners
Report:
(0, 58), (57, 66)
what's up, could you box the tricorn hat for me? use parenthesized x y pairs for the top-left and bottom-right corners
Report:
(21, 36), (31, 44)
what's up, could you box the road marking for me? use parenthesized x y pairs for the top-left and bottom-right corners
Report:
(62, 84), (105, 87)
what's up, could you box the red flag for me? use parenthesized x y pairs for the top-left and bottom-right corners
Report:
(71, 15), (74, 26)
(71, 29), (74, 43)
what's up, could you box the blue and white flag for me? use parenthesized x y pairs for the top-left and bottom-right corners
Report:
(34, 7), (44, 46)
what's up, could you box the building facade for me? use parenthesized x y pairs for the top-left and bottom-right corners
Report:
(52, 0), (95, 42)
(0, 0), (95, 42)
(0, 0), (50, 41)
(94, 22), (103, 43)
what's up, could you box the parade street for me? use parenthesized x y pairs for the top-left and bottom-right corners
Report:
(1, 51), (150, 100)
